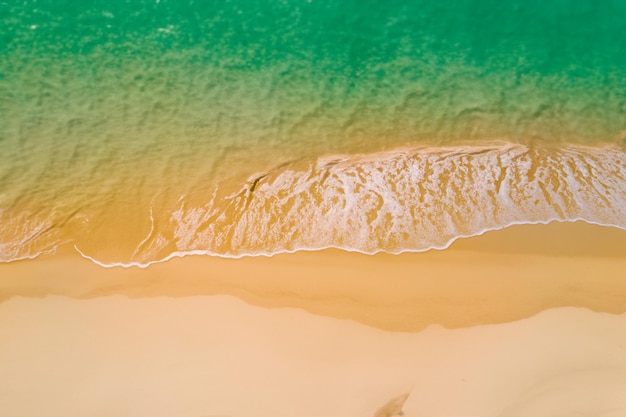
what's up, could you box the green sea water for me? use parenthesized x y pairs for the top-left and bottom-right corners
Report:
(1, 0), (625, 263)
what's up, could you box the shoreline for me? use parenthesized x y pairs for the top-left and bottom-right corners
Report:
(2, 220), (626, 331)
(3, 141), (625, 265)
(70, 217), (626, 268)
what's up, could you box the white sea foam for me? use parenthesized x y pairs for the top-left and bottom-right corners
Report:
(125, 143), (625, 263)
(2, 143), (626, 266)
(0, 211), (63, 262)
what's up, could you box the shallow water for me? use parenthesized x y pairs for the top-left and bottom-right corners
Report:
(1, 0), (625, 263)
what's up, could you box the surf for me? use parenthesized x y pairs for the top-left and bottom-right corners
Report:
(3, 142), (624, 265)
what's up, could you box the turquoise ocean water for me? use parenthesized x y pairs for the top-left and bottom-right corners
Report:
(1, 0), (625, 263)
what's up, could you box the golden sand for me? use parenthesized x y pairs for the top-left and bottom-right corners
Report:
(2, 221), (626, 416)
(2, 221), (625, 331)
(1, 296), (626, 417)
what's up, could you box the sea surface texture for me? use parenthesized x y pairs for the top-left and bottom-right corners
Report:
(1, 0), (625, 263)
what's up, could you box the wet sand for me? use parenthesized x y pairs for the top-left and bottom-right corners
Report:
(2, 220), (626, 331)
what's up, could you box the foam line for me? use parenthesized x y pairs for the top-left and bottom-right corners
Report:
(4, 143), (626, 266)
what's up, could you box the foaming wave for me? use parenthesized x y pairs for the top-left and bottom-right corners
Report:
(121, 142), (626, 265)
(2, 142), (626, 266)
(0, 210), (64, 262)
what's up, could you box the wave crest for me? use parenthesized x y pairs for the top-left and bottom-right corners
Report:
(131, 143), (626, 262)
(2, 143), (625, 265)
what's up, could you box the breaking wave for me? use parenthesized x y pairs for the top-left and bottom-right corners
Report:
(2, 142), (626, 266)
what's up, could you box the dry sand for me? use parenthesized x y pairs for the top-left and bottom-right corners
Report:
(0, 297), (625, 417)
(1, 221), (626, 416)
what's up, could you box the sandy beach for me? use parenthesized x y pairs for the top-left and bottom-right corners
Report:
(3, 2), (626, 415)
(1, 298), (626, 417)
(2, 221), (626, 416)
